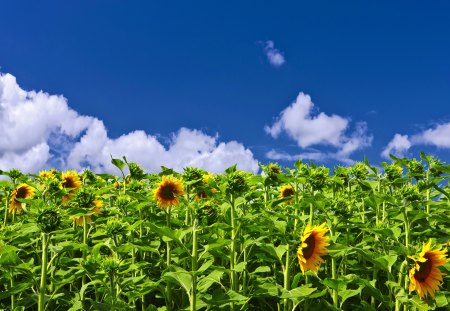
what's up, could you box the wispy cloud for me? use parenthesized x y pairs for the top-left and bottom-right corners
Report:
(382, 122), (450, 159)
(0, 72), (259, 173)
(263, 40), (285, 67)
(265, 92), (372, 162)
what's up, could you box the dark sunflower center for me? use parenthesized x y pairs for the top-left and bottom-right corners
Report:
(62, 178), (75, 188)
(282, 188), (294, 197)
(303, 234), (316, 260)
(414, 255), (432, 282)
(16, 187), (29, 199)
(161, 185), (176, 200)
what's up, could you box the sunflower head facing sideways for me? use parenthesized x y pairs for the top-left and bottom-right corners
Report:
(154, 176), (184, 208)
(61, 170), (82, 191)
(9, 183), (35, 215)
(297, 223), (330, 273)
(279, 184), (295, 203)
(408, 240), (448, 299)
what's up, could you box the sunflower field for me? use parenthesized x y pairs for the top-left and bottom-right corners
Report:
(0, 153), (449, 311)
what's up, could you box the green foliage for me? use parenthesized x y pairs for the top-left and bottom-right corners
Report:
(0, 155), (449, 311)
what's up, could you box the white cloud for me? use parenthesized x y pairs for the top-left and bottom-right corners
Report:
(382, 122), (450, 159)
(265, 92), (372, 162)
(263, 41), (285, 67)
(416, 122), (450, 148)
(0, 72), (259, 174)
(266, 149), (325, 162)
(381, 134), (411, 159)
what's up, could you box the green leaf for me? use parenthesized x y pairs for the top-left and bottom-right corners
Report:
(164, 267), (193, 295)
(435, 292), (448, 308)
(0, 247), (20, 267)
(373, 254), (397, 271)
(0, 281), (31, 299)
(234, 261), (247, 272)
(410, 296), (432, 311)
(339, 288), (362, 308)
(202, 289), (248, 305)
(197, 270), (224, 293)
(280, 284), (317, 299)
(253, 266), (271, 274)
(111, 156), (125, 171)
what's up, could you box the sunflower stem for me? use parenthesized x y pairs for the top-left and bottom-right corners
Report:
(329, 226), (338, 308)
(190, 218), (198, 311)
(81, 215), (88, 303)
(230, 194), (237, 311)
(395, 260), (407, 311)
(38, 232), (49, 311)
(283, 244), (291, 311)
(10, 268), (15, 310)
(166, 207), (173, 311)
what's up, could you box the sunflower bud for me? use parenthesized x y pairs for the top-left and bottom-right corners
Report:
(384, 163), (404, 183)
(37, 209), (61, 233)
(407, 159), (424, 180)
(101, 257), (121, 275)
(105, 218), (127, 237)
(128, 162), (146, 180)
(351, 162), (368, 180)
(225, 171), (249, 197)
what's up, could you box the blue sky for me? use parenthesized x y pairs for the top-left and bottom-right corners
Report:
(1, 1), (450, 173)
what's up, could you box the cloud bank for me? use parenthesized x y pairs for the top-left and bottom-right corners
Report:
(265, 92), (372, 163)
(382, 122), (450, 159)
(0, 72), (259, 173)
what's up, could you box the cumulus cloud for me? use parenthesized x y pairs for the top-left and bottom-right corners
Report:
(382, 122), (450, 159)
(0, 72), (259, 173)
(381, 134), (411, 159)
(265, 92), (372, 162)
(263, 41), (285, 67)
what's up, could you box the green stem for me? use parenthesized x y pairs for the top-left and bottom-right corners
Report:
(38, 232), (49, 311)
(425, 170), (430, 215)
(10, 268), (15, 310)
(110, 273), (116, 307)
(3, 196), (8, 226)
(166, 207), (173, 311)
(329, 227), (338, 308)
(191, 219), (198, 311)
(81, 216), (88, 302)
(230, 195), (237, 311)
(395, 261), (407, 311)
(283, 244), (291, 311)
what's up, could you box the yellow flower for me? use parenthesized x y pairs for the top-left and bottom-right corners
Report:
(61, 170), (81, 190)
(279, 184), (295, 203)
(9, 184), (35, 214)
(61, 170), (81, 204)
(409, 240), (448, 299)
(154, 176), (184, 207)
(297, 223), (329, 273)
(39, 169), (57, 180)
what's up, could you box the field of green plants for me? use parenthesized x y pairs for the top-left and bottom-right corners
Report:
(0, 153), (449, 311)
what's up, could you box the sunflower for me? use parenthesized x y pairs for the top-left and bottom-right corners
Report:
(154, 176), (184, 207)
(61, 170), (81, 189)
(9, 184), (35, 214)
(409, 240), (448, 299)
(73, 199), (103, 226)
(39, 169), (57, 180)
(297, 223), (330, 273)
(279, 184), (295, 203)
(61, 170), (81, 204)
